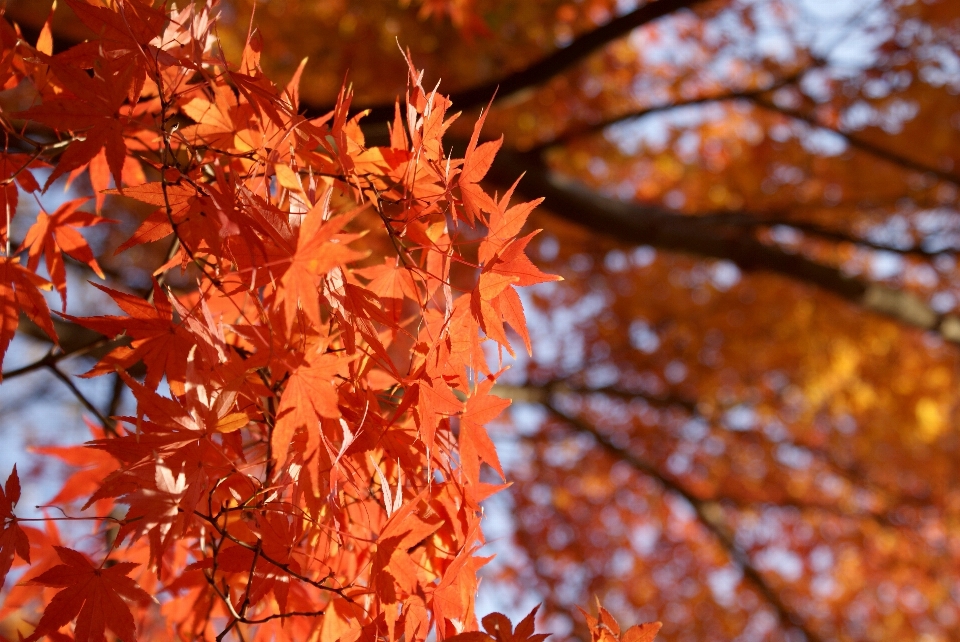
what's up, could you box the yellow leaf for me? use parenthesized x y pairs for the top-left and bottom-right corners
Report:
(275, 164), (303, 192)
(215, 412), (249, 433)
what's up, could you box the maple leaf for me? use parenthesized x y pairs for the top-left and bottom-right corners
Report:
(25, 547), (153, 642)
(432, 538), (492, 636)
(278, 191), (368, 332)
(85, 148), (146, 214)
(0, 466), (30, 591)
(473, 231), (560, 355)
(20, 197), (112, 309)
(579, 603), (661, 642)
(458, 97), (501, 225)
(0, 6), (558, 641)
(63, 0), (167, 54)
(0, 153), (44, 249)
(443, 607), (550, 642)
(35, 421), (118, 506)
(371, 488), (442, 605)
(478, 182), (543, 266)
(475, 607), (550, 642)
(63, 282), (194, 391)
(18, 55), (136, 190)
(409, 374), (463, 452)
(0, 256), (57, 372)
(458, 377), (509, 487)
(272, 349), (350, 468)
(355, 258), (421, 324)
(111, 181), (217, 255)
(54, 0), (166, 105)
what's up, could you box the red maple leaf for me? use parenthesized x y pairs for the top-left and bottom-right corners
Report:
(580, 603), (662, 642)
(25, 546), (153, 642)
(20, 197), (111, 308)
(446, 607), (550, 642)
(0, 153), (44, 249)
(0, 466), (30, 591)
(34, 420), (118, 506)
(19, 56), (136, 190)
(0, 257), (57, 372)
(63, 282), (194, 391)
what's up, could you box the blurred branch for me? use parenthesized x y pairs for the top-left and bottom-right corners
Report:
(487, 148), (960, 344)
(105, 372), (125, 422)
(543, 400), (825, 642)
(750, 96), (960, 187)
(531, 65), (813, 152)
(1, 317), (115, 380)
(310, 0), (713, 121)
(749, 219), (956, 258)
(497, 381), (912, 526)
(494, 381), (698, 413)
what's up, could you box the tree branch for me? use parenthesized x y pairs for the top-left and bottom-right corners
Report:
(750, 96), (960, 187)
(543, 400), (825, 642)
(531, 66), (812, 152)
(494, 381), (698, 413)
(486, 149), (960, 343)
(306, 0), (712, 121)
(47, 363), (117, 435)
(496, 381), (911, 526)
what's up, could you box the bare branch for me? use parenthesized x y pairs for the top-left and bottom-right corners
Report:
(47, 363), (117, 435)
(497, 381), (914, 526)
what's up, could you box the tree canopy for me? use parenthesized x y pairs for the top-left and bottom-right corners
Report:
(1, 0), (960, 641)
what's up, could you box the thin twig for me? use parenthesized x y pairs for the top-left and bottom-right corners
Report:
(47, 363), (118, 436)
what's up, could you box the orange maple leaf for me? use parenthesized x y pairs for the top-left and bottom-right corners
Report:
(459, 377), (509, 487)
(63, 282), (194, 391)
(278, 191), (368, 331)
(473, 230), (559, 355)
(20, 197), (111, 308)
(25, 546), (153, 642)
(272, 350), (350, 468)
(458, 97), (500, 225)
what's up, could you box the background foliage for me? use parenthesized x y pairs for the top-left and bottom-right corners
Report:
(2, 0), (960, 641)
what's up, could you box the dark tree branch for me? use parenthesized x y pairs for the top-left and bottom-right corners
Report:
(751, 219), (955, 258)
(531, 66), (812, 152)
(494, 381), (698, 413)
(306, 0), (712, 121)
(663, 212), (956, 258)
(750, 96), (960, 187)
(543, 400), (826, 642)
(2, 317), (116, 380)
(486, 148), (960, 343)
